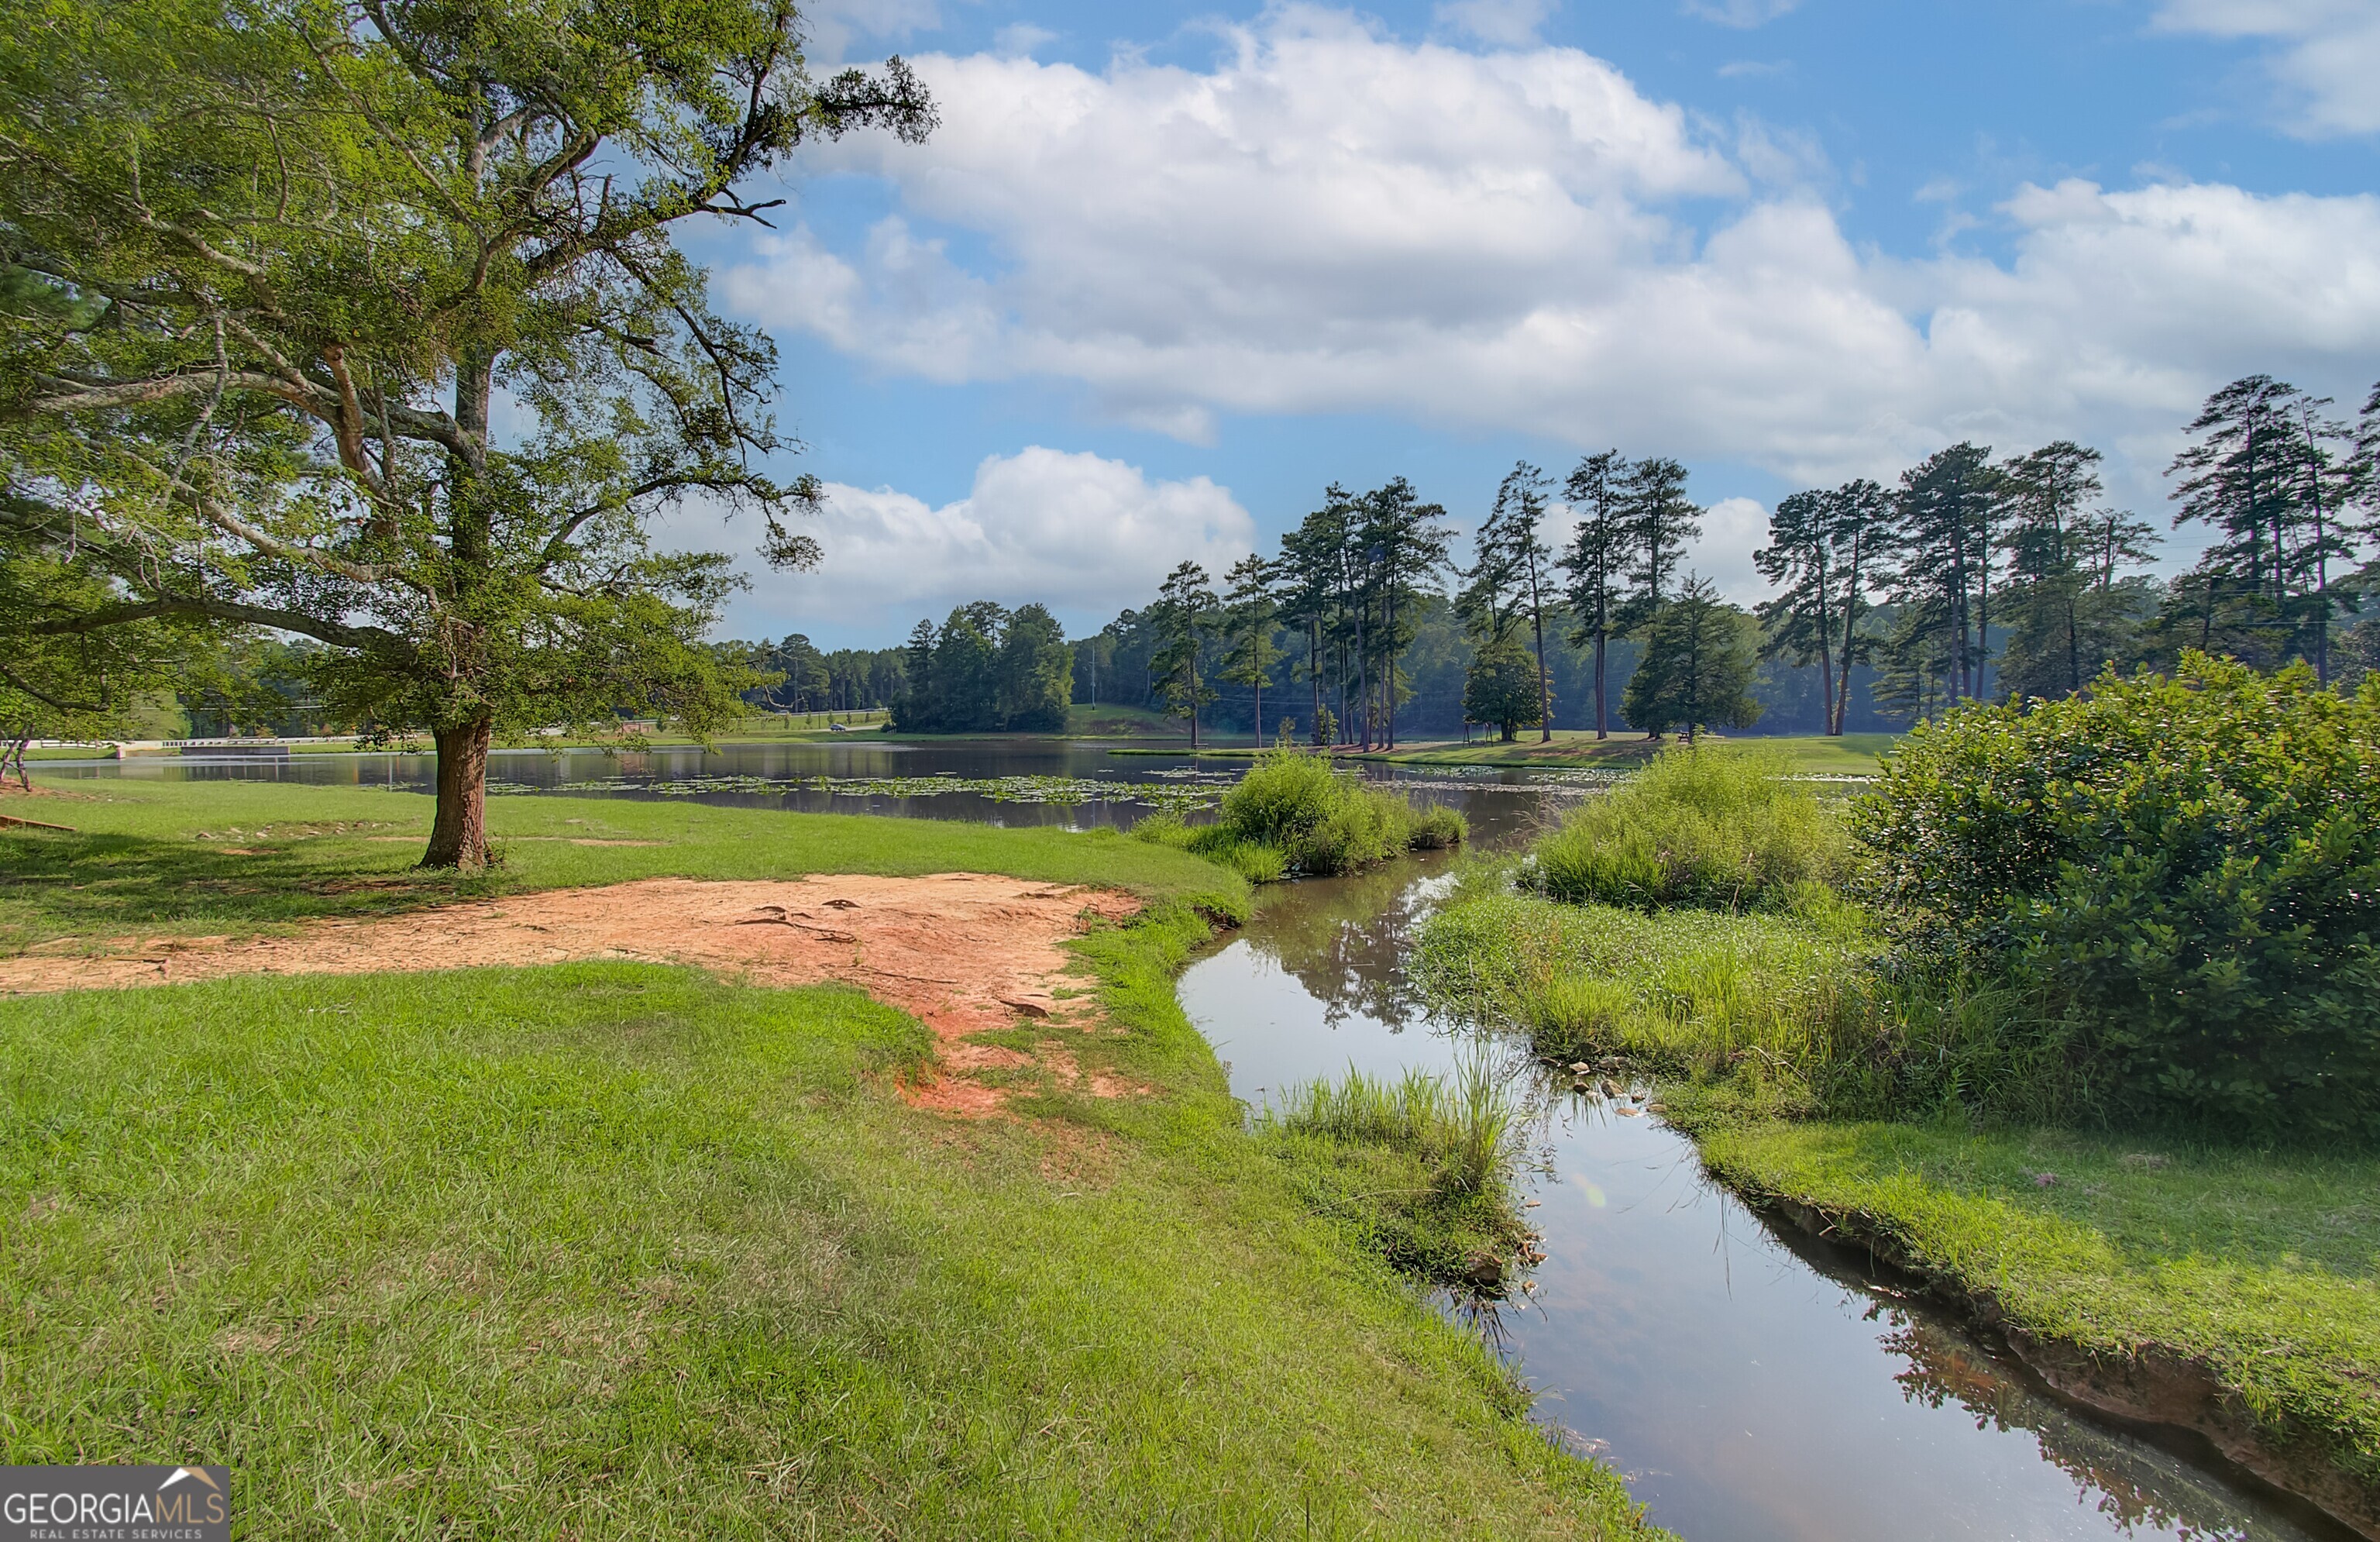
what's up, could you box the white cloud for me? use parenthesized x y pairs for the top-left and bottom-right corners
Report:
(1688, 497), (1774, 605)
(2154, 0), (2380, 137)
(731, 10), (2380, 494)
(666, 447), (1257, 640)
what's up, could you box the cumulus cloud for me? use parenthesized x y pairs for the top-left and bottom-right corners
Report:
(727, 9), (2380, 492)
(663, 447), (1257, 641)
(2154, 0), (2380, 137)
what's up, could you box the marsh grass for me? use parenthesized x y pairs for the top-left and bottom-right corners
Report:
(1254, 1056), (1532, 1289)
(1526, 744), (1849, 911)
(1416, 886), (2072, 1125)
(1134, 750), (1466, 881)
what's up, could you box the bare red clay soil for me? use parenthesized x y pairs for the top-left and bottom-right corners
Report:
(0, 874), (1143, 1117)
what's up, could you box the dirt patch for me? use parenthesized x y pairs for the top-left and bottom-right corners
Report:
(0, 874), (1144, 1119)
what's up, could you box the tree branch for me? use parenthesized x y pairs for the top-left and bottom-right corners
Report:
(16, 596), (411, 657)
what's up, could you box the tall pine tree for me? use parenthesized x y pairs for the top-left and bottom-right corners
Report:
(1560, 450), (1629, 740)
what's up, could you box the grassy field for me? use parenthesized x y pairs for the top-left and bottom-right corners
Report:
(0, 777), (1657, 1537)
(0, 778), (1242, 952)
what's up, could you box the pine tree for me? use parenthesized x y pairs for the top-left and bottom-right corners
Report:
(1621, 577), (1761, 742)
(1277, 491), (1359, 746)
(1754, 490), (1838, 734)
(995, 604), (1074, 732)
(1560, 450), (1629, 739)
(1994, 441), (2158, 700)
(1219, 554), (1282, 743)
(1889, 443), (1998, 705)
(2165, 375), (2356, 674)
(1353, 479), (1453, 750)
(1457, 462), (1556, 740)
(1822, 480), (1896, 735)
(1617, 457), (1701, 736)
(1618, 457), (1701, 630)
(1150, 562), (1219, 749)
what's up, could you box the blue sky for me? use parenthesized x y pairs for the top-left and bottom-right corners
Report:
(669, 0), (2380, 648)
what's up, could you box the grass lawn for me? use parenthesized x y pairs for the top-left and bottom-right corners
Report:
(0, 777), (1656, 1537)
(0, 777), (1244, 952)
(1692, 1117), (2380, 1504)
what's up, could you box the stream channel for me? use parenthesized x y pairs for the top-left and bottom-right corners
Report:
(50, 739), (2350, 1540)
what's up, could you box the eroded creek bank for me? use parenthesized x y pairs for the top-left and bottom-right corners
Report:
(1179, 854), (2358, 1542)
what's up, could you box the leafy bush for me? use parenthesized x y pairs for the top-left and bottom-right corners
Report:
(1856, 655), (2380, 1137)
(1526, 744), (1849, 911)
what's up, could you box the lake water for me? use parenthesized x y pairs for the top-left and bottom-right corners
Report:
(42, 738), (2349, 1540)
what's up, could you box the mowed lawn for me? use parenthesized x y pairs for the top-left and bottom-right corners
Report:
(0, 779), (1659, 1538)
(0, 776), (1245, 952)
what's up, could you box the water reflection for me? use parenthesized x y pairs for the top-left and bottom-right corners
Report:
(1181, 858), (2343, 1542)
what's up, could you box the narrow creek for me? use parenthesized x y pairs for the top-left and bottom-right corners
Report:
(51, 742), (2352, 1538)
(1178, 845), (2347, 1542)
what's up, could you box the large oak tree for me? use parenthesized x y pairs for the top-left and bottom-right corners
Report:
(0, 0), (932, 866)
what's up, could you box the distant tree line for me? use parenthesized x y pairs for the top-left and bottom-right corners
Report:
(1056, 371), (2380, 743)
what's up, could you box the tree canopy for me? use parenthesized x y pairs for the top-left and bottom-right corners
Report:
(0, 0), (933, 862)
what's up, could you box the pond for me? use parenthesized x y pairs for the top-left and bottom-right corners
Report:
(40, 738), (1584, 833)
(40, 738), (2351, 1539)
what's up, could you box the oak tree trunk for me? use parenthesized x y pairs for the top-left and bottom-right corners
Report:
(423, 716), (494, 869)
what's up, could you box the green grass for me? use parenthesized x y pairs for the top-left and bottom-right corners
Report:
(1130, 749), (1466, 881)
(0, 776), (1656, 1536)
(1525, 744), (1850, 911)
(1415, 886), (1876, 1093)
(1256, 1060), (1532, 1289)
(1694, 1117), (2380, 1499)
(1419, 867), (2380, 1515)
(0, 952), (1656, 1537)
(0, 776), (1245, 952)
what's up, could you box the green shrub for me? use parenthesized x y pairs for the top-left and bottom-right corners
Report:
(1856, 653), (2380, 1138)
(1525, 744), (1849, 910)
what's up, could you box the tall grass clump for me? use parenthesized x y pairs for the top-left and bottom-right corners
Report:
(1414, 888), (2065, 1124)
(1257, 1057), (1529, 1286)
(1526, 744), (1848, 911)
(1140, 749), (1465, 880)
